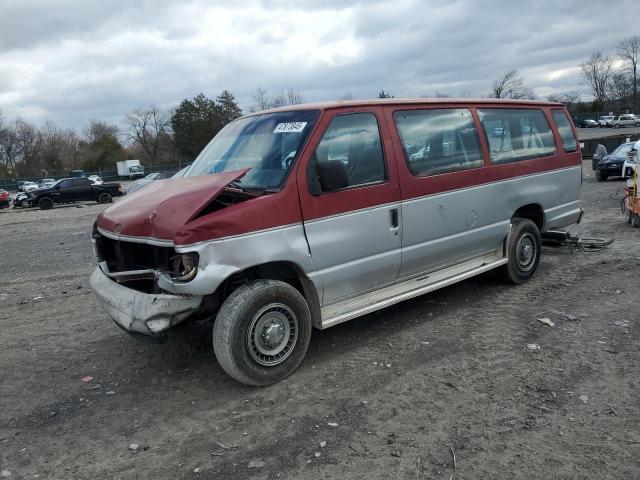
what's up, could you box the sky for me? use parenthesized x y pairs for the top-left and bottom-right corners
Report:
(0, 0), (638, 130)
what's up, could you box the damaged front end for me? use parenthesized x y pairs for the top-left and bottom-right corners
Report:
(90, 227), (203, 340)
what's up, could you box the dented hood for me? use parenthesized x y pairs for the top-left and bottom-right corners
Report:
(97, 169), (248, 242)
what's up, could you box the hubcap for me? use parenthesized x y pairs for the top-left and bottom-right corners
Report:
(516, 233), (536, 272)
(247, 303), (298, 366)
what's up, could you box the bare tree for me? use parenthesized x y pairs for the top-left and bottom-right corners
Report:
(608, 72), (633, 110)
(252, 87), (270, 111)
(125, 106), (171, 168)
(547, 92), (580, 110)
(490, 70), (535, 99)
(250, 88), (305, 111)
(618, 36), (640, 112)
(580, 52), (613, 104)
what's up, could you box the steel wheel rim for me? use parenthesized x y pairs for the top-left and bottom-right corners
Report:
(515, 233), (536, 272)
(247, 303), (298, 366)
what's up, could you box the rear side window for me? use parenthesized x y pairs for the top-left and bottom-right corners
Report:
(551, 110), (578, 152)
(478, 109), (556, 164)
(393, 109), (484, 177)
(312, 113), (386, 191)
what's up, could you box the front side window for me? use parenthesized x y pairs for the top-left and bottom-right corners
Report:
(478, 108), (556, 164)
(186, 109), (320, 190)
(552, 110), (578, 152)
(311, 113), (386, 192)
(394, 109), (483, 176)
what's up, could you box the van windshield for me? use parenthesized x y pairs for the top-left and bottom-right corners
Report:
(186, 110), (320, 190)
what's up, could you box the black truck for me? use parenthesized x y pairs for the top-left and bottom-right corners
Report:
(28, 177), (123, 209)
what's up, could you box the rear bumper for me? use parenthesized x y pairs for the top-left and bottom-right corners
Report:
(90, 267), (202, 337)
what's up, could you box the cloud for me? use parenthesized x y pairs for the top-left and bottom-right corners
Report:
(0, 0), (637, 130)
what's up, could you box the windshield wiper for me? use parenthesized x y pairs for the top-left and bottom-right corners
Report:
(226, 181), (278, 195)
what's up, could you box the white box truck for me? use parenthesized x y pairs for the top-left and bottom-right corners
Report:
(117, 160), (145, 179)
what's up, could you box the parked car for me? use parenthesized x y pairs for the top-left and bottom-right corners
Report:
(595, 142), (635, 181)
(598, 115), (615, 127)
(0, 189), (10, 210)
(90, 98), (583, 386)
(28, 177), (122, 209)
(88, 175), (103, 185)
(613, 114), (640, 128)
(124, 171), (174, 194)
(38, 178), (56, 189)
(578, 119), (598, 128)
(16, 181), (39, 192)
(13, 191), (32, 208)
(22, 181), (39, 192)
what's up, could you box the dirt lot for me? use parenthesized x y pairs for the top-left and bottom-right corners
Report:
(1, 161), (639, 480)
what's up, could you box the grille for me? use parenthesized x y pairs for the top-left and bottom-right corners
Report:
(95, 233), (175, 273)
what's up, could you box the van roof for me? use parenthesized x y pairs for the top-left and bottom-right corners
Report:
(245, 97), (564, 116)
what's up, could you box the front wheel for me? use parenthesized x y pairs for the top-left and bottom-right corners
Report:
(38, 197), (53, 210)
(213, 279), (312, 386)
(496, 218), (541, 284)
(97, 192), (112, 204)
(596, 170), (607, 181)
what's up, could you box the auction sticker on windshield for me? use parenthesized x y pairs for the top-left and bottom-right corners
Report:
(273, 122), (307, 133)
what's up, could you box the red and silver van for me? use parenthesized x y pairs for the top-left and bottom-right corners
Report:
(90, 99), (583, 385)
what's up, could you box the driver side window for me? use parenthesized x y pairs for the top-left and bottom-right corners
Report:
(312, 113), (386, 192)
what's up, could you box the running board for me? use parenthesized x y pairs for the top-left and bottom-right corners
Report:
(320, 252), (507, 329)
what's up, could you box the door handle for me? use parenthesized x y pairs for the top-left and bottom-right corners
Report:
(389, 208), (399, 233)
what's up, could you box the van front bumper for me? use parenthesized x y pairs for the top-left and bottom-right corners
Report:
(90, 267), (203, 338)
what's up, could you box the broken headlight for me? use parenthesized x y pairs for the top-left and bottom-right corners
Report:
(170, 252), (199, 281)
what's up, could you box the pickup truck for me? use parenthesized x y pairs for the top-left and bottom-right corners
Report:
(28, 177), (123, 209)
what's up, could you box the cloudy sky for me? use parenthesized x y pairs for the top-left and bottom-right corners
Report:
(0, 0), (637, 130)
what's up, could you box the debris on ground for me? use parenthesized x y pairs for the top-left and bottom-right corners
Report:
(128, 443), (139, 451)
(320, 441), (326, 448)
(327, 422), (338, 427)
(106, 390), (116, 395)
(193, 467), (201, 473)
(527, 343), (541, 350)
(248, 460), (265, 469)
(1, 470), (11, 478)
(537, 318), (555, 327)
(579, 395), (589, 404)
(81, 376), (94, 383)
(314, 452), (321, 458)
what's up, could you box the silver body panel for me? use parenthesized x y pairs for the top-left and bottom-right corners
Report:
(399, 166), (582, 278)
(302, 202), (402, 304)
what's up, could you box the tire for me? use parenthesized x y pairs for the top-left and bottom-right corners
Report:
(635, 122), (640, 127)
(38, 197), (53, 210)
(626, 210), (633, 224)
(614, 123), (620, 128)
(213, 279), (312, 386)
(596, 170), (607, 181)
(632, 214), (640, 228)
(21, 199), (30, 208)
(496, 218), (542, 284)
(97, 192), (112, 204)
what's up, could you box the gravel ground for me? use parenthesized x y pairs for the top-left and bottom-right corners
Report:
(0, 160), (638, 480)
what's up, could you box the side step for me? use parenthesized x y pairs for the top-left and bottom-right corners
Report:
(320, 252), (507, 329)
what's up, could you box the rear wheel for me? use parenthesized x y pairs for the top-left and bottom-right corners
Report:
(213, 279), (312, 386)
(596, 170), (607, 181)
(97, 192), (112, 204)
(626, 210), (633, 224)
(632, 214), (640, 228)
(497, 218), (541, 284)
(38, 197), (53, 210)
(21, 199), (30, 208)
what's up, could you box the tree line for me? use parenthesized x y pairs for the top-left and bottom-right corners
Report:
(0, 88), (303, 179)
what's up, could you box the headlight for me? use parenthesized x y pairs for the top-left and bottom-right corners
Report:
(170, 252), (199, 281)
